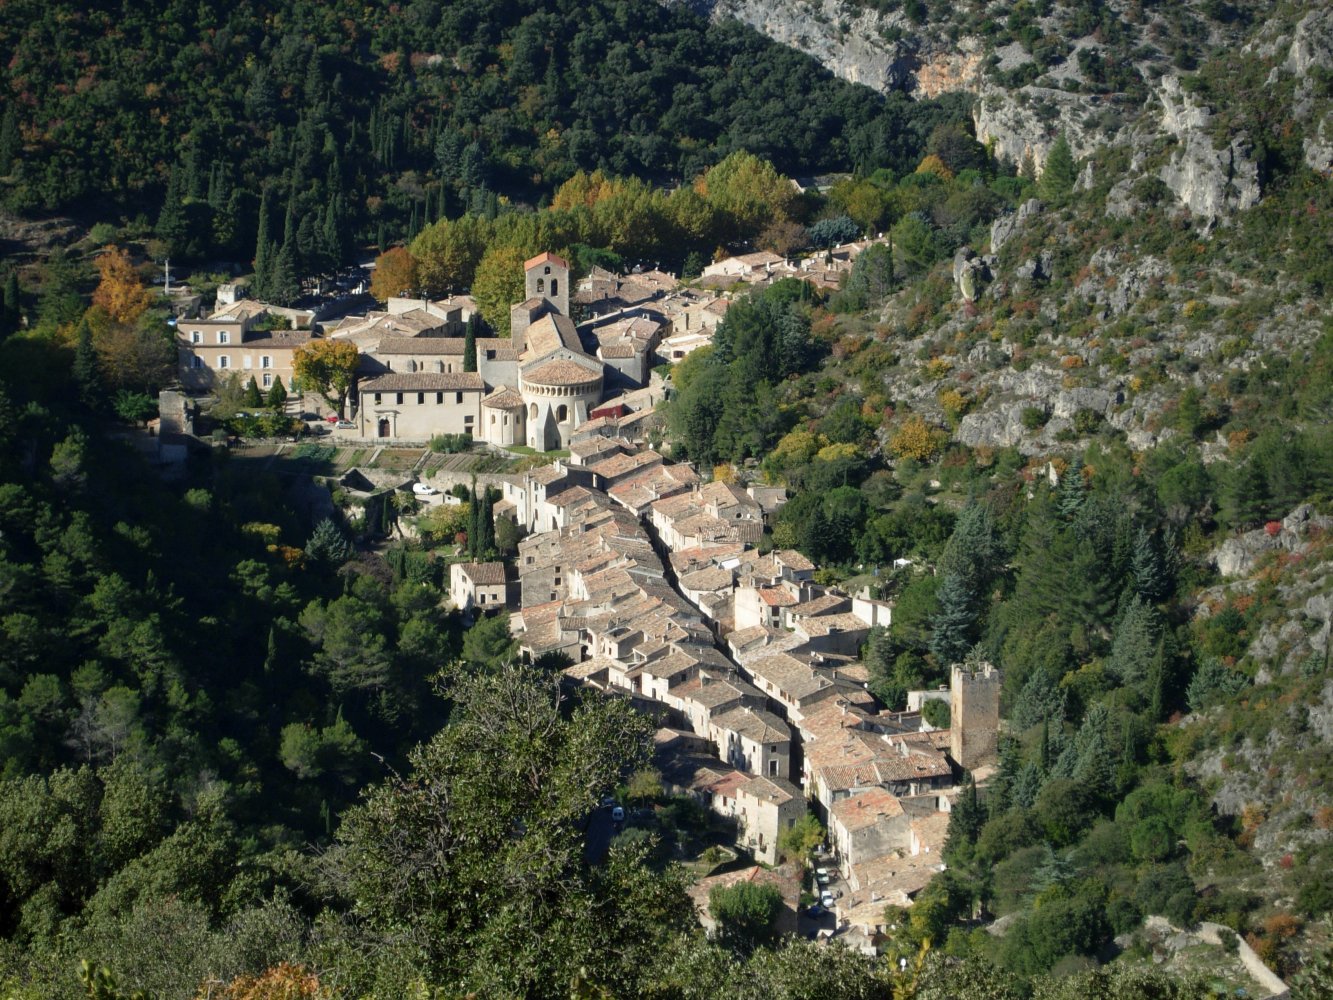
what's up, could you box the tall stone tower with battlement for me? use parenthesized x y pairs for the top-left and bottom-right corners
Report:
(950, 661), (1001, 771)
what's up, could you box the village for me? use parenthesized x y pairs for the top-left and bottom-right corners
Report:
(159, 239), (1000, 956)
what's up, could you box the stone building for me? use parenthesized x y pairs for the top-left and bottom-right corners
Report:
(950, 662), (1001, 771)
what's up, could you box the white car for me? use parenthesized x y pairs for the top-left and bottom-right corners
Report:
(820, 892), (835, 909)
(411, 482), (440, 496)
(610, 806), (626, 823)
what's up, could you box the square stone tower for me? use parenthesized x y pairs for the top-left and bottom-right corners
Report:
(950, 662), (1001, 772)
(524, 251), (569, 318)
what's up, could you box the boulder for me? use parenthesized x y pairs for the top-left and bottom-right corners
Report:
(990, 198), (1044, 253)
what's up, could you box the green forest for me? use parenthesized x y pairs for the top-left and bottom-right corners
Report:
(3, 0), (1333, 995)
(0, 0), (966, 276)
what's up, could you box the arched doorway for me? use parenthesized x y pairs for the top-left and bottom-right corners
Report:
(377, 418), (391, 438)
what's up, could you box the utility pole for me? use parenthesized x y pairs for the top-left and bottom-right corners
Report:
(163, 257), (171, 297)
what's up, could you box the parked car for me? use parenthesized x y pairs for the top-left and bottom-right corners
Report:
(323, 414), (340, 423)
(334, 420), (355, 430)
(611, 806), (625, 823)
(600, 795), (617, 809)
(820, 892), (835, 909)
(411, 482), (439, 496)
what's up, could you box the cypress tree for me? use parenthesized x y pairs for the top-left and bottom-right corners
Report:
(253, 189), (274, 299)
(156, 166), (189, 257)
(1, 269), (19, 338)
(243, 377), (263, 408)
(268, 243), (299, 306)
(477, 491), (496, 557)
(72, 318), (103, 411)
(266, 377), (288, 409)
(0, 104), (18, 176)
(463, 316), (478, 373)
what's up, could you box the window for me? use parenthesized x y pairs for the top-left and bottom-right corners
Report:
(373, 393), (382, 405)
(543, 265), (551, 275)
(218, 356), (230, 369)
(261, 356), (272, 369)
(768, 759), (779, 777)
(490, 414), (495, 425)
(242, 355), (252, 369)
(191, 356), (204, 369)
(554, 576), (561, 586)
(191, 331), (202, 344)
(395, 392), (404, 404)
(417, 392), (425, 404)
(436, 392), (444, 404)
(262, 373), (273, 387)
(463, 415), (473, 425)
(455, 392), (463, 404)
(529, 403), (538, 419)
(218, 332), (230, 345)
(436, 361), (444, 373)
(478, 593), (486, 604)
(536, 278), (544, 293)
(556, 404), (568, 422)
(550, 278), (558, 297)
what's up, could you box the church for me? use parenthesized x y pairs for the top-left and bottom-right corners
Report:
(346, 252), (650, 451)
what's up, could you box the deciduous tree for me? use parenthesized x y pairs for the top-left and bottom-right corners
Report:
(292, 340), (359, 417)
(369, 246), (418, 303)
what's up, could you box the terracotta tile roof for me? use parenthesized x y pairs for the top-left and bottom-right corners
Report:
(521, 313), (584, 360)
(679, 566), (735, 593)
(374, 336), (466, 354)
(738, 775), (800, 806)
(523, 359), (603, 387)
(831, 788), (904, 831)
(796, 613), (872, 637)
(359, 372), (484, 392)
(457, 561), (506, 585)
(758, 587), (798, 607)
(711, 706), (791, 744)
(599, 343), (637, 359)
(238, 330), (314, 349)
(525, 251), (569, 271)
(773, 549), (815, 571)
(482, 387), (525, 409)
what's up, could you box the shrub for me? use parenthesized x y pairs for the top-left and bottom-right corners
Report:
(430, 432), (473, 453)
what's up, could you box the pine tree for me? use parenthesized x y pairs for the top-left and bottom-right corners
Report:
(1, 269), (19, 338)
(1056, 461), (1086, 518)
(1038, 134), (1077, 202)
(72, 318), (103, 411)
(1106, 596), (1159, 686)
(463, 316), (478, 373)
(1223, 459), (1270, 530)
(938, 502), (999, 596)
(1131, 525), (1169, 604)
(930, 573), (975, 667)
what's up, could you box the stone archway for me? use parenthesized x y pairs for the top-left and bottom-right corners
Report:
(378, 418), (391, 438)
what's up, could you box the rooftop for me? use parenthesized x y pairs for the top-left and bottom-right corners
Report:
(359, 372), (485, 392)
